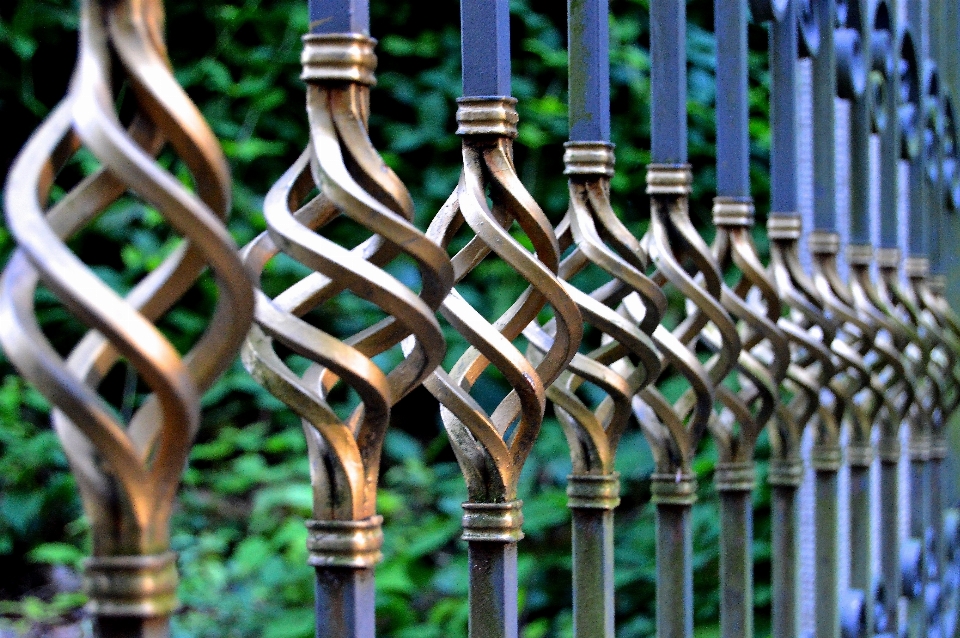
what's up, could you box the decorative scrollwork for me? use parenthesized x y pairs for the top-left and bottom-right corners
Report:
(416, 97), (582, 513)
(915, 275), (960, 463)
(872, 249), (930, 464)
(884, 255), (941, 463)
(903, 258), (954, 456)
(766, 215), (840, 479)
(627, 165), (740, 502)
(706, 199), (789, 491)
(808, 232), (890, 469)
(524, 142), (663, 504)
(924, 275), (960, 422)
(241, 33), (453, 566)
(846, 245), (915, 461)
(0, 0), (255, 629)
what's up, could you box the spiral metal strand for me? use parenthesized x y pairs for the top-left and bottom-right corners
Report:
(630, 166), (739, 484)
(526, 143), (662, 482)
(0, 0), (255, 634)
(623, 164), (740, 638)
(524, 142), (664, 638)
(415, 97), (582, 638)
(705, 197), (789, 638)
(240, 33), (453, 638)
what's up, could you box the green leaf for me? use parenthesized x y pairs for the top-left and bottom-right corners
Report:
(27, 542), (83, 567)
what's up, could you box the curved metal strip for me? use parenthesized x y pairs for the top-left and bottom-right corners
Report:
(0, 0), (255, 623)
(524, 144), (663, 478)
(241, 35), (452, 529)
(417, 97), (582, 504)
(627, 165), (740, 478)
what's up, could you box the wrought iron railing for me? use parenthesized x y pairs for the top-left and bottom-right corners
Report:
(4, 0), (960, 637)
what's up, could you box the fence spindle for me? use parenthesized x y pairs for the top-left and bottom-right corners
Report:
(767, 3), (839, 635)
(711, 2), (790, 637)
(843, 4), (917, 636)
(642, 2), (743, 637)
(415, 3), (583, 637)
(526, 1), (666, 636)
(239, 1), (454, 635)
(0, 0), (256, 636)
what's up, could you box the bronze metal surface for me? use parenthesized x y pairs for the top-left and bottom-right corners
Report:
(627, 164), (741, 638)
(240, 33), (453, 637)
(524, 142), (664, 638)
(708, 197), (788, 638)
(417, 96), (582, 638)
(0, 0), (255, 634)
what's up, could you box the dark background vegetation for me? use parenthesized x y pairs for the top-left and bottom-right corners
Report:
(0, 1), (778, 636)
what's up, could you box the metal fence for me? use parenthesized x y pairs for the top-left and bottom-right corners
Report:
(3, 0), (960, 637)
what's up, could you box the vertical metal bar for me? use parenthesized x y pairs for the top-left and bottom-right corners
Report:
(242, 3), (456, 638)
(467, 541), (519, 638)
(712, 4), (790, 638)
(878, 7), (900, 252)
(815, 468), (841, 638)
(880, 457), (903, 634)
(461, 0), (511, 97)
(571, 507), (615, 638)
(456, 5), (533, 637)
(772, 484), (800, 638)
(931, 455), (946, 631)
(909, 457), (931, 636)
(770, 0), (798, 215)
(420, 6), (582, 638)
(719, 490), (753, 638)
(650, 0), (686, 163)
(907, 129), (928, 261)
(767, 6), (820, 638)
(812, 0), (838, 234)
(810, 4), (843, 636)
(562, 3), (628, 636)
(647, 2), (697, 636)
(847, 465), (872, 635)
(656, 502), (694, 638)
(904, 9), (936, 638)
(848, 1), (871, 247)
(0, 0), (257, 635)
(568, 0), (609, 143)
(314, 568), (376, 638)
(715, 0), (749, 198)
(714, 6), (751, 637)
(309, 0), (368, 34)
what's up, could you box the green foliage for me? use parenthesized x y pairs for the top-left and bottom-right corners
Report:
(0, 1), (779, 636)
